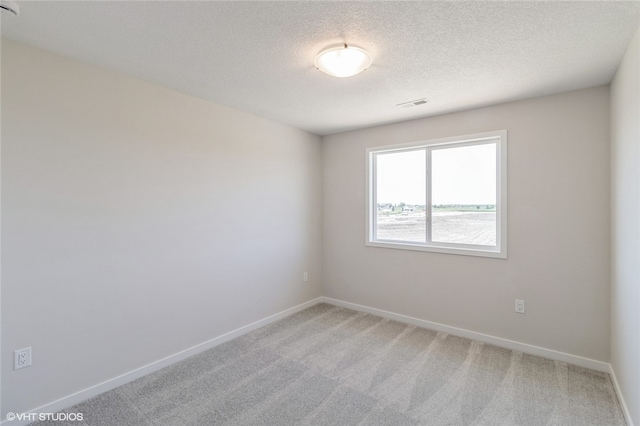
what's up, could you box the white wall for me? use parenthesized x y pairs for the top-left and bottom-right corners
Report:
(1, 40), (322, 416)
(610, 27), (640, 425)
(323, 87), (611, 362)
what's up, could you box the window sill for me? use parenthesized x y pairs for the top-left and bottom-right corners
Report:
(365, 240), (507, 259)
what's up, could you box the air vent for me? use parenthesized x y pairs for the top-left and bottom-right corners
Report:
(397, 98), (429, 109)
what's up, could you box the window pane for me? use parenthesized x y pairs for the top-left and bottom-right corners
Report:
(376, 150), (426, 243)
(431, 143), (496, 246)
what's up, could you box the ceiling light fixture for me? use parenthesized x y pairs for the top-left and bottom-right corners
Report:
(314, 43), (372, 78)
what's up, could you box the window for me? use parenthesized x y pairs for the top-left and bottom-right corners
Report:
(367, 130), (507, 258)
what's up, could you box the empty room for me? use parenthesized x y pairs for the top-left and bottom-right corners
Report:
(1, 1), (639, 425)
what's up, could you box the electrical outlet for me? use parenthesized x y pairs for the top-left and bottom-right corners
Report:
(515, 299), (525, 314)
(303, 272), (308, 282)
(14, 347), (32, 370)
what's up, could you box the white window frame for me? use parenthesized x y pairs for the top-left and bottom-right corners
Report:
(366, 130), (507, 259)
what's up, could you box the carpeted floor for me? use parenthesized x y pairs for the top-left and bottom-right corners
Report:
(35, 303), (626, 425)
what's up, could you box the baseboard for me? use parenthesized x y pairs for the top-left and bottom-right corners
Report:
(2, 297), (323, 426)
(321, 297), (610, 373)
(610, 364), (634, 426)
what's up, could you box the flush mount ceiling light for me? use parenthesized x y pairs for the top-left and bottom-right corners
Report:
(314, 43), (372, 78)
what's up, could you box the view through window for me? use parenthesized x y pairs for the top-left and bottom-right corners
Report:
(368, 131), (506, 258)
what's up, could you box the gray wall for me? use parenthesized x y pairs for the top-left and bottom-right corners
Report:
(1, 40), (323, 415)
(611, 26), (640, 425)
(322, 87), (611, 362)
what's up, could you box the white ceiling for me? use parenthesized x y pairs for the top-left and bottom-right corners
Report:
(2, 1), (640, 135)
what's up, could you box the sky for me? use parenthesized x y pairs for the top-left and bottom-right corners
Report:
(376, 143), (496, 205)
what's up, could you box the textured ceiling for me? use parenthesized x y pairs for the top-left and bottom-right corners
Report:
(2, 1), (640, 135)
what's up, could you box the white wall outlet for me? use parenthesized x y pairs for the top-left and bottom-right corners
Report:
(14, 347), (32, 370)
(515, 299), (525, 314)
(303, 272), (308, 282)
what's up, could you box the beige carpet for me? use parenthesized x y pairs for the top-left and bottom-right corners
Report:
(35, 303), (626, 425)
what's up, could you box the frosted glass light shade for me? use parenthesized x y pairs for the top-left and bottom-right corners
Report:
(314, 44), (372, 78)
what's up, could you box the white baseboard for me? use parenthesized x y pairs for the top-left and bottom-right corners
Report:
(610, 364), (634, 426)
(2, 297), (323, 426)
(321, 297), (610, 372)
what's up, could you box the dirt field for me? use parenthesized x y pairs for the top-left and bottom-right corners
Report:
(376, 211), (496, 245)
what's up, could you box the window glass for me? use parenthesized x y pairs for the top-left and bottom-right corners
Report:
(375, 149), (426, 243)
(431, 143), (496, 246)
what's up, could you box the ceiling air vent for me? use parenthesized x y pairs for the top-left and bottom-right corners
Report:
(397, 98), (429, 109)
